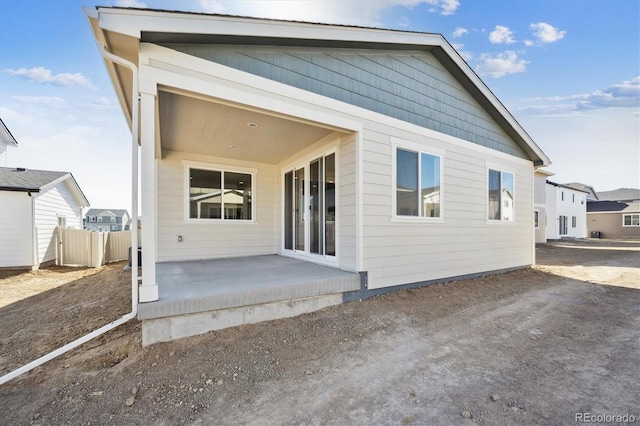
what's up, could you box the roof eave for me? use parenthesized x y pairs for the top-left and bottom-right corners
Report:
(90, 6), (551, 166)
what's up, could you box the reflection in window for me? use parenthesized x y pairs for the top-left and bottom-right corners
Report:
(189, 168), (252, 220)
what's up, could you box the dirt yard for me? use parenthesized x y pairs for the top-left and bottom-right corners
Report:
(1, 240), (638, 425)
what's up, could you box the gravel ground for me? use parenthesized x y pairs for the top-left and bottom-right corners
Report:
(0, 239), (638, 425)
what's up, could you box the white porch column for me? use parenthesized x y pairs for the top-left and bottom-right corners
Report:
(139, 90), (159, 302)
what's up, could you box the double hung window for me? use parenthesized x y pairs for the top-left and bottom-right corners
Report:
(395, 148), (442, 218)
(488, 169), (514, 221)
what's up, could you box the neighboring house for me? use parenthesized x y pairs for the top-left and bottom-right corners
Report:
(545, 180), (588, 240)
(0, 118), (18, 167)
(0, 167), (89, 269)
(587, 188), (640, 238)
(533, 169), (554, 243)
(85, 208), (131, 232)
(86, 8), (550, 340)
(565, 182), (599, 201)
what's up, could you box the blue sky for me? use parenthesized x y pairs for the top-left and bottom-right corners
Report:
(1, 0), (638, 212)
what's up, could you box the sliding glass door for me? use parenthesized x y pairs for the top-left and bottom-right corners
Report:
(284, 153), (335, 258)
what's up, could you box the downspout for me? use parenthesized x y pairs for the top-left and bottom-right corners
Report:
(0, 48), (140, 386)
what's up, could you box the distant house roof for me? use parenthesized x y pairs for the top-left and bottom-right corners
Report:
(596, 188), (640, 202)
(0, 118), (18, 147)
(587, 201), (640, 213)
(85, 208), (130, 218)
(565, 182), (598, 200)
(0, 166), (89, 206)
(546, 180), (590, 193)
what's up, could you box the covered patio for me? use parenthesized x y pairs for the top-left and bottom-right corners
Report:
(138, 255), (362, 321)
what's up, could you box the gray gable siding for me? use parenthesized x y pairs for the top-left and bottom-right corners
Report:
(160, 44), (527, 159)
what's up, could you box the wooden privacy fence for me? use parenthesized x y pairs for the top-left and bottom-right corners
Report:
(56, 227), (139, 267)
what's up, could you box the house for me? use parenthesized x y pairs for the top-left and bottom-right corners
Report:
(0, 167), (89, 269)
(0, 118), (18, 167)
(587, 188), (640, 238)
(545, 180), (588, 240)
(85, 208), (131, 232)
(86, 7), (550, 344)
(565, 182), (599, 201)
(533, 169), (554, 243)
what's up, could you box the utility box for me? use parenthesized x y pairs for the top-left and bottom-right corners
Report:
(128, 246), (142, 267)
(590, 231), (601, 239)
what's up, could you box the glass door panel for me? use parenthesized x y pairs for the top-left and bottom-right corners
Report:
(324, 154), (336, 256)
(309, 158), (323, 254)
(284, 153), (335, 258)
(295, 168), (305, 251)
(284, 171), (293, 250)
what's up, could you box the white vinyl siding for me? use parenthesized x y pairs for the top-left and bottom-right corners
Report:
(157, 151), (278, 262)
(360, 123), (534, 290)
(337, 135), (357, 272)
(0, 191), (33, 267)
(33, 181), (83, 265)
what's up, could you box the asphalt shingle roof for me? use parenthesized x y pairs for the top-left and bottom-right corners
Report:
(596, 188), (640, 202)
(587, 201), (640, 213)
(0, 167), (69, 192)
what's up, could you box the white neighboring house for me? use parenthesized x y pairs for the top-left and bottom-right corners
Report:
(0, 167), (89, 269)
(545, 180), (588, 240)
(0, 118), (18, 167)
(533, 169), (554, 243)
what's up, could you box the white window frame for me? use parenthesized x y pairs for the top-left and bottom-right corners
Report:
(486, 164), (515, 224)
(97, 216), (103, 222)
(111, 224), (119, 231)
(110, 217), (116, 223)
(183, 160), (257, 223)
(622, 214), (640, 227)
(391, 138), (445, 223)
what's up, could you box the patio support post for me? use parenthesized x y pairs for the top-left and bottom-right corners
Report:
(139, 90), (159, 302)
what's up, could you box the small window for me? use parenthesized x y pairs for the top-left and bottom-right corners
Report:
(572, 193), (575, 203)
(97, 216), (103, 222)
(88, 216), (96, 222)
(534, 211), (539, 228)
(395, 148), (442, 218)
(561, 191), (564, 201)
(623, 214), (640, 227)
(111, 224), (119, 231)
(188, 167), (253, 220)
(572, 216), (577, 228)
(488, 169), (514, 221)
(110, 217), (116, 223)
(57, 216), (67, 228)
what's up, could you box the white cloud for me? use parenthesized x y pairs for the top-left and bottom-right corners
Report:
(190, 1), (458, 26)
(438, 0), (460, 15)
(115, 0), (147, 7)
(476, 51), (528, 78)
(513, 77), (640, 115)
(524, 39), (534, 47)
(397, 16), (411, 28)
(0, 107), (33, 126)
(453, 27), (468, 38)
(3, 67), (95, 90)
(529, 22), (566, 44)
(452, 43), (472, 61)
(13, 96), (67, 109)
(489, 25), (516, 44)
